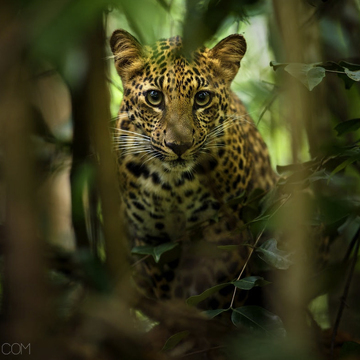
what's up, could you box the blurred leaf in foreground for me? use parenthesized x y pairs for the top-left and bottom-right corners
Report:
(256, 238), (294, 270)
(131, 242), (178, 263)
(231, 306), (286, 337)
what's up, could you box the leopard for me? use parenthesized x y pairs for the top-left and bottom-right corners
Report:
(110, 29), (277, 311)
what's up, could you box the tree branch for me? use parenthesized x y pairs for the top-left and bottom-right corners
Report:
(330, 227), (360, 359)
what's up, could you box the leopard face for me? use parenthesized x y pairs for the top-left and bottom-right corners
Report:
(110, 30), (246, 173)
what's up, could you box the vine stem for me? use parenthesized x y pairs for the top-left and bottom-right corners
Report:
(330, 228), (360, 359)
(132, 254), (151, 267)
(325, 69), (347, 74)
(229, 193), (292, 309)
(229, 227), (265, 308)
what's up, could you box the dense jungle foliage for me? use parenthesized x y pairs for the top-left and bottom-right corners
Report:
(0, 0), (360, 359)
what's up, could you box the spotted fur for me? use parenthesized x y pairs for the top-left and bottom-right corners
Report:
(110, 29), (277, 309)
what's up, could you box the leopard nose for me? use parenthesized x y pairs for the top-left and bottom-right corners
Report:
(165, 141), (192, 157)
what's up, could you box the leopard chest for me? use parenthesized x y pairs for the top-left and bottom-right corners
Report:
(121, 163), (221, 243)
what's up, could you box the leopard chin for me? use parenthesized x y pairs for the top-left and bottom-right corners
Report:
(163, 159), (196, 172)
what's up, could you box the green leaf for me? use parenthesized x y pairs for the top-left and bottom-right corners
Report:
(187, 276), (270, 306)
(306, 67), (326, 90)
(153, 242), (178, 262)
(329, 157), (358, 178)
(338, 61), (360, 71)
(131, 242), (178, 263)
(131, 245), (154, 257)
(202, 308), (229, 319)
(186, 283), (231, 306)
(340, 341), (360, 358)
(256, 239), (294, 270)
(226, 191), (246, 207)
(233, 276), (270, 290)
(308, 169), (330, 183)
(335, 118), (360, 136)
(284, 63), (326, 91)
(231, 306), (286, 337)
(344, 67), (360, 81)
(162, 331), (190, 351)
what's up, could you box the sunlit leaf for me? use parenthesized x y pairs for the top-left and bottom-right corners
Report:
(284, 63), (326, 91)
(233, 276), (270, 290)
(256, 239), (294, 270)
(162, 331), (190, 351)
(330, 158), (353, 176)
(329, 156), (360, 178)
(335, 118), (360, 136)
(131, 242), (178, 263)
(306, 67), (326, 90)
(231, 306), (286, 336)
(344, 68), (360, 81)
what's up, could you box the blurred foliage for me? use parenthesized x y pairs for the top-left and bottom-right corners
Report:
(0, 0), (360, 359)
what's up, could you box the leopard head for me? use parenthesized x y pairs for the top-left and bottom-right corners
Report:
(110, 30), (246, 172)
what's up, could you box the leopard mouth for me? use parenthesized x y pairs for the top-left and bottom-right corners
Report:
(163, 157), (196, 171)
(170, 158), (187, 166)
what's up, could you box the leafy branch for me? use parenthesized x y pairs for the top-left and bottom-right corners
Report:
(270, 60), (360, 91)
(229, 193), (292, 309)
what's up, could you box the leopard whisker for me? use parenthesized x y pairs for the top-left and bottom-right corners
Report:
(113, 128), (151, 140)
(114, 141), (150, 146)
(116, 146), (151, 152)
(207, 113), (254, 139)
(142, 152), (162, 165)
(121, 149), (153, 157)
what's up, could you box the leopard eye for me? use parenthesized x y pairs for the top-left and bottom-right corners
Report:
(146, 90), (163, 107)
(194, 91), (211, 107)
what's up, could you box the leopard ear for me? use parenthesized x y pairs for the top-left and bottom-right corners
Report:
(209, 34), (247, 82)
(110, 29), (143, 79)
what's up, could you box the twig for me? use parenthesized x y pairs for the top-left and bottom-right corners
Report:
(343, 225), (360, 263)
(132, 254), (151, 267)
(229, 193), (291, 308)
(324, 69), (347, 75)
(106, 75), (123, 93)
(257, 92), (279, 126)
(330, 228), (360, 359)
(229, 227), (265, 308)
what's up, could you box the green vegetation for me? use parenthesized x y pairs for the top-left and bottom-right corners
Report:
(0, 0), (360, 359)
